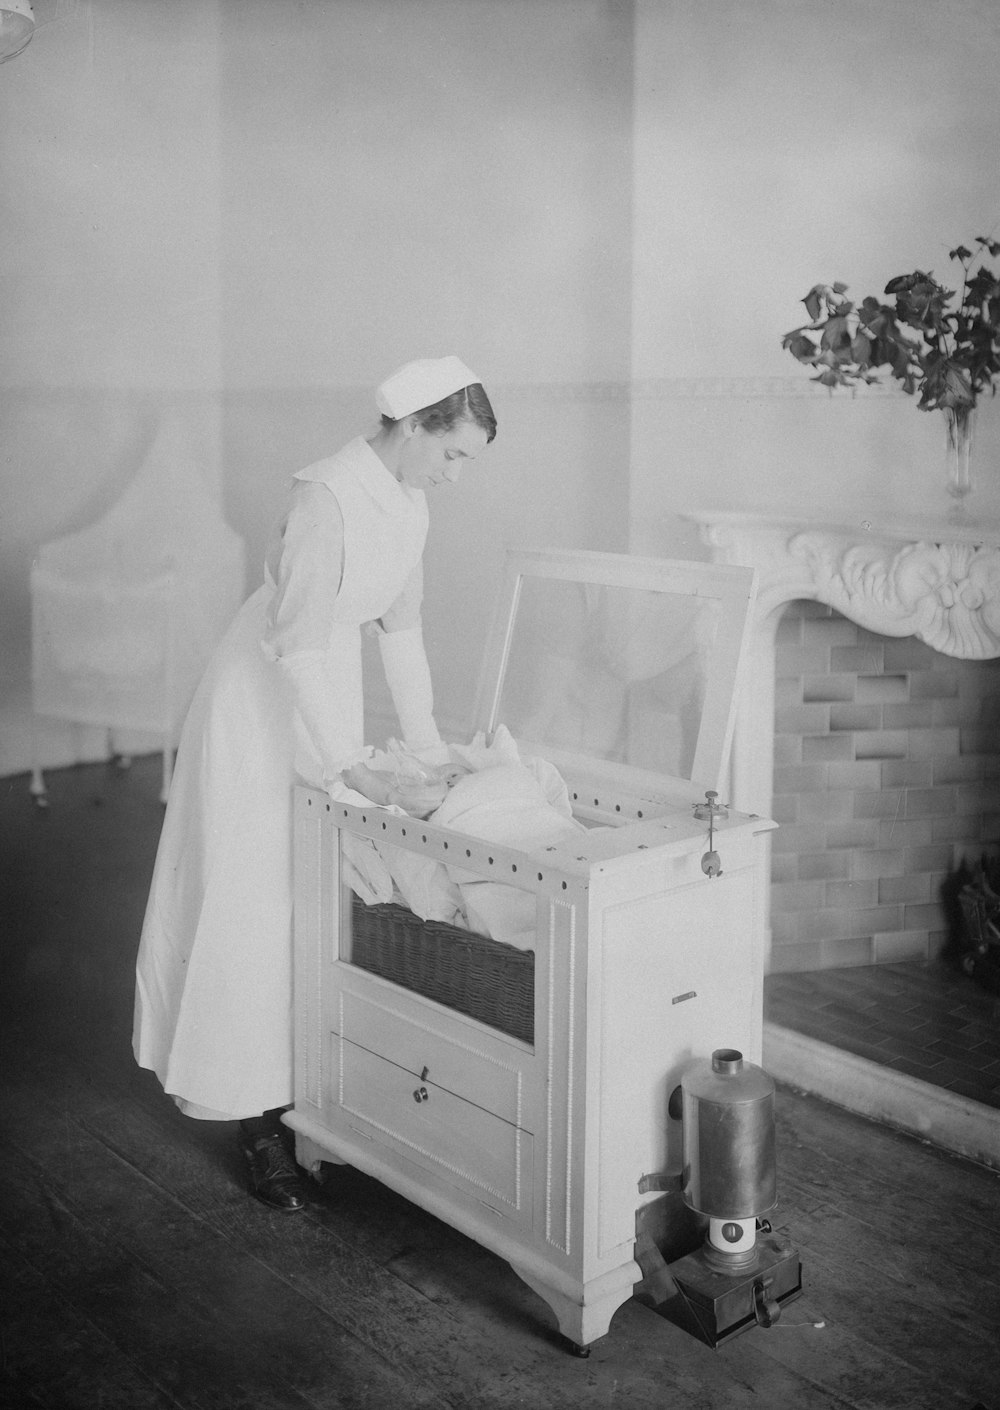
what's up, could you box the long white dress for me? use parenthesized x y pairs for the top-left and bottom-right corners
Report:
(133, 437), (428, 1119)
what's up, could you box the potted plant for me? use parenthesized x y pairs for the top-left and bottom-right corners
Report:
(782, 237), (1000, 502)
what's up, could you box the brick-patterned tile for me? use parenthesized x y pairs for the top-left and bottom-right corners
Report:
(829, 702), (882, 731)
(880, 759), (934, 787)
(824, 878), (878, 908)
(883, 638), (937, 670)
(799, 790), (855, 821)
(904, 842), (955, 871)
(769, 852), (799, 884)
(791, 908), (859, 942)
(770, 793), (799, 824)
(877, 873), (931, 904)
(882, 701), (935, 729)
(770, 610), (999, 1065)
(830, 644), (884, 673)
(774, 678), (805, 709)
(878, 818), (933, 848)
(933, 754), (993, 784)
(931, 814), (989, 843)
(817, 936), (875, 968)
(852, 848), (906, 880)
(855, 731), (908, 759)
(872, 930), (930, 963)
(802, 675), (856, 703)
(908, 727), (961, 759)
(827, 819), (881, 849)
(773, 762), (828, 792)
(961, 725), (1000, 754)
(827, 759), (883, 790)
(772, 733), (803, 765)
(775, 702), (831, 734)
(850, 908), (904, 940)
(853, 789), (904, 820)
(775, 644), (832, 676)
(905, 786), (958, 818)
(856, 674), (908, 703)
(770, 880), (828, 913)
(797, 851), (852, 881)
(908, 670), (959, 699)
(771, 822), (830, 854)
(957, 781), (998, 812)
(932, 698), (984, 727)
(801, 734), (853, 763)
(903, 900), (947, 929)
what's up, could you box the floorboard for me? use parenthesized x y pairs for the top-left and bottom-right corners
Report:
(2, 758), (999, 1409)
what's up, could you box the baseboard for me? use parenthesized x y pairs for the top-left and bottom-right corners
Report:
(764, 1020), (999, 1171)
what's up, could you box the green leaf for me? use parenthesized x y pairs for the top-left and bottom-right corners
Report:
(783, 332), (817, 361)
(850, 331), (873, 364)
(820, 315), (852, 352)
(802, 286), (825, 321)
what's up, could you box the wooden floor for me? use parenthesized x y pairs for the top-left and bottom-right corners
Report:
(2, 758), (999, 1410)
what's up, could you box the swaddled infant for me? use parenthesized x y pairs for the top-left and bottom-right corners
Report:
(428, 762), (586, 949)
(345, 729), (586, 950)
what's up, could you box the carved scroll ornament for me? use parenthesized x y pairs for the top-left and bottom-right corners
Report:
(790, 533), (1000, 659)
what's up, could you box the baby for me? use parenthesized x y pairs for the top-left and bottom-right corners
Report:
(342, 753), (468, 818)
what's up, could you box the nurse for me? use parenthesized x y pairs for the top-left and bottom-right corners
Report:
(133, 357), (497, 1211)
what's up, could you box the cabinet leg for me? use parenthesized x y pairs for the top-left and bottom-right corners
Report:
(289, 1129), (339, 1179)
(30, 763), (48, 807)
(29, 721), (48, 807)
(509, 1261), (637, 1351)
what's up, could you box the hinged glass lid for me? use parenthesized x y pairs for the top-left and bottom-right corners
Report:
(474, 550), (758, 794)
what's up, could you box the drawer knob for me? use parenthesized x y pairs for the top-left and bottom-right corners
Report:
(413, 1086), (429, 1103)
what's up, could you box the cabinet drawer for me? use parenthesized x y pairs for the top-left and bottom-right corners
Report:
(330, 1033), (532, 1217)
(332, 979), (529, 1130)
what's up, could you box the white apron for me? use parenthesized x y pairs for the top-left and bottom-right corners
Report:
(133, 439), (427, 1118)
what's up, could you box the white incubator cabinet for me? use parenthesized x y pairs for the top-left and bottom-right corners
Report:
(287, 549), (774, 1351)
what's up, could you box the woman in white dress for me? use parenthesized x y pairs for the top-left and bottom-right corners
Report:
(133, 357), (497, 1209)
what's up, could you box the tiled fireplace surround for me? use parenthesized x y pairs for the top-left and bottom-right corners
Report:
(685, 513), (1000, 975)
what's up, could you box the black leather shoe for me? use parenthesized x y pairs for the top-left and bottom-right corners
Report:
(239, 1132), (307, 1212)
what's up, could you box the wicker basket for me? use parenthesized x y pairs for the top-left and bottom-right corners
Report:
(350, 896), (535, 1044)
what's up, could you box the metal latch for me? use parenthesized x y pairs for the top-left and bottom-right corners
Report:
(693, 790), (728, 878)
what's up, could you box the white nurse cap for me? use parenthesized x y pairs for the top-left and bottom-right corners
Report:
(375, 356), (480, 419)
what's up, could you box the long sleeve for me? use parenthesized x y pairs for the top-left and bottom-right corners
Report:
(262, 481), (347, 661)
(378, 624), (443, 753)
(376, 560), (443, 754)
(279, 648), (368, 786)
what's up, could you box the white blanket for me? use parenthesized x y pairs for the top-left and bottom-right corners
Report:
(344, 727), (587, 950)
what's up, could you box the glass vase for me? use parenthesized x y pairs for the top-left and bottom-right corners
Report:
(943, 405), (975, 510)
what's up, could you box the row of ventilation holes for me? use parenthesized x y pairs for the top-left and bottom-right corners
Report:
(311, 789), (647, 887)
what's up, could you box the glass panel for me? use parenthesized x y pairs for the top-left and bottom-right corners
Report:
(495, 576), (721, 780)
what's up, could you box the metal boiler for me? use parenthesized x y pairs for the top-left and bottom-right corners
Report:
(663, 1048), (803, 1347)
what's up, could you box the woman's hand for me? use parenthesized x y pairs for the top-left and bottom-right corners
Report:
(390, 777), (449, 819)
(342, 762), (394, 805)
(341, 762), (448, 819)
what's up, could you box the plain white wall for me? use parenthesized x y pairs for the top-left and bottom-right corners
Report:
(0, 0), (633, 767)
(630, 0), (1000, 561)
